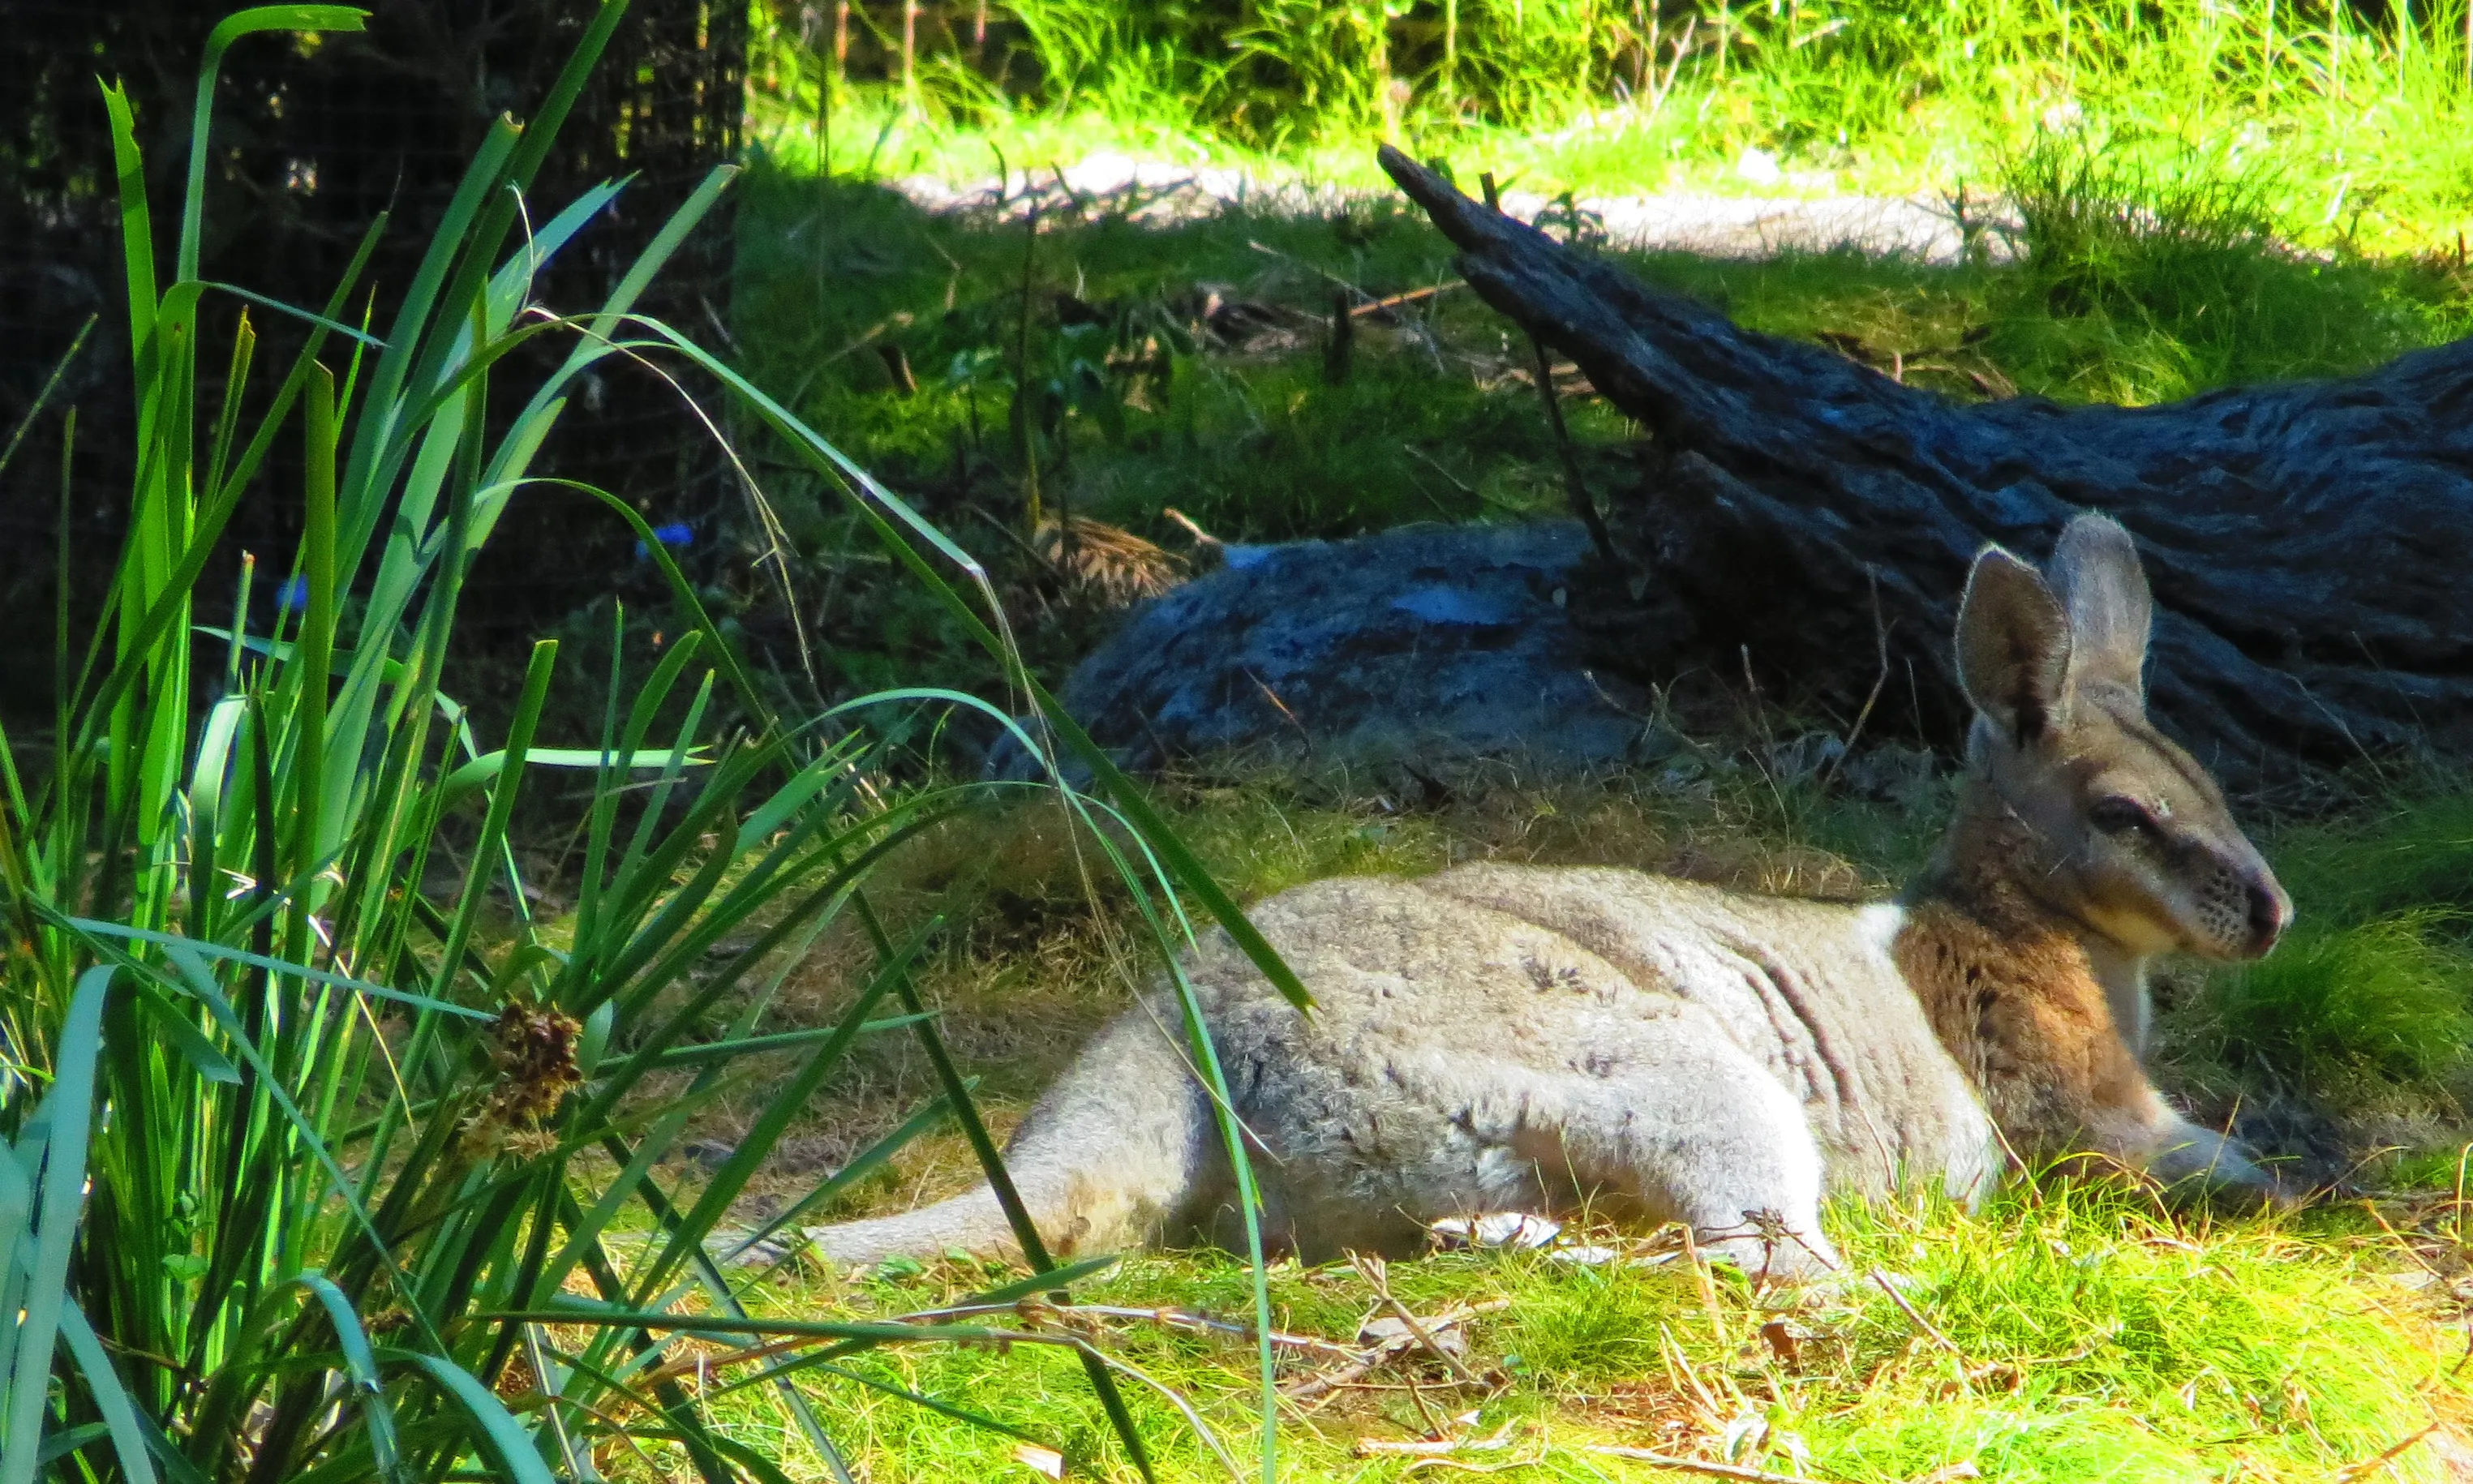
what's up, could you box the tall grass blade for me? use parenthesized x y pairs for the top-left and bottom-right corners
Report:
(180, 8), (370, 281)
(0, 315), (95, 489)
(2, 965), (110, 1483)
(290, 1274), (405, 1484)
(391, 1352), (556, 1484)
(54, 1305), (157, 1484)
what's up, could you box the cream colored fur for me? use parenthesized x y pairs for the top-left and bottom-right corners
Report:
(810, 513), (2291, 1277)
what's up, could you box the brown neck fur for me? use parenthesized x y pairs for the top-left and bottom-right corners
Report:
(1893, 781), (2169, 1163)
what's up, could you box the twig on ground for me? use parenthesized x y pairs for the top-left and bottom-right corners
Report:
(1350, 281), (1467, 317)
(1352, 1253), (1488, 1386)
(1583, 1446), (1814, 1482)
(1872, 1269), (1966, 1358)
(1243, 238), (1449, 371)
(1355, 1421), (1518, 1458)
(910, 1300), (1360, 1358)
(1818, 567), (1892, 791)
(1160, 506), (1225, 558)
(1402, 441), (1477, 495)
(1398, 1366), (1446, 1439)
(1283, 1358), (1386, 1404)
(1247, 238), (1372, 302)
(1526, 332), (1615, 560)
(1282, 1299), (1511, 1402)
(2333, 1421), (2442, 1482)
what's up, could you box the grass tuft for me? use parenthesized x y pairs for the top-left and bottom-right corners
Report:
(2162, 784), (2473, 1103)
(2210, 913), (2473, 1085)
(1992, 131), (2443, 401)
(2264, 786), (2473, 927)
(1493, 1259), (1677, 1387)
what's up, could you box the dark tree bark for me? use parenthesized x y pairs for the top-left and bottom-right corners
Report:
(1377, 145), (2473, 791)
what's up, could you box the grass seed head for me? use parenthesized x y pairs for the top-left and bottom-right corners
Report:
(485, 1001), (585, 1131)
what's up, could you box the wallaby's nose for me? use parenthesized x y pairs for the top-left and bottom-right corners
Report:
(2246, 879), (2291, 955)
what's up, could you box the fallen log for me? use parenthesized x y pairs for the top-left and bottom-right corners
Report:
(1376, 144), (2473, 791)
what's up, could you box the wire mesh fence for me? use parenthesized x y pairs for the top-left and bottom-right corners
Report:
(0, 0), (747, 711)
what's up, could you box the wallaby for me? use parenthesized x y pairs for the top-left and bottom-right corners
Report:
(813, 513), (2292, 1276)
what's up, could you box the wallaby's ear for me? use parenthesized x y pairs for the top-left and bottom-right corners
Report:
(1956, 543), (2073, 744)
(2046, 512), (2153, 704)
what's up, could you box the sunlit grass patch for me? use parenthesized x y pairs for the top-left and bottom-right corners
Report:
(1815, 1188), (2465, 1482)
(1492, 1259), (1677, 1388)
(749, 0), (2473, 259)
(1986, 131), (2464, 402)
(706, 1187), (2469, 1482)
(1618, 199), (2466, 410)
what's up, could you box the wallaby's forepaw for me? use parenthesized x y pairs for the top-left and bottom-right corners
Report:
(1692, 1213), (1841, 1287)
(2145, 1123), (2302, 1212)
(1771, 1260), (1889, 1313)
(2214, 1164), (2310, 1213)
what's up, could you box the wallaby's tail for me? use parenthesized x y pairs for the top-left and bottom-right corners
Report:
(805, 1006), (1215, 1267)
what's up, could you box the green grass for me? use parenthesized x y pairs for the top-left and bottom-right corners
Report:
(28, 6), (2473, 1480)
(722, 136), (2471, 716)
(2162, 780), (2473, 1111)
(2257, 785), (2473, 927)
(727, 168), (1572, 542)
(2211, 913), (2473, 1086)
(710, 1183), (2472, 1482)
(749, 0), (2473, 258)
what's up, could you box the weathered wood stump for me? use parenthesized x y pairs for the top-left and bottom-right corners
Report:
(990, 521), (1651, 783)
(1378, 144), (2473, 791)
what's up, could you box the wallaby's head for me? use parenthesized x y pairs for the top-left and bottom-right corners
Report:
(1951, 513), (2289, 962)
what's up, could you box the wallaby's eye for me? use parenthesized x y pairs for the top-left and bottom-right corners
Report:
(2088, 796), (2153, 835)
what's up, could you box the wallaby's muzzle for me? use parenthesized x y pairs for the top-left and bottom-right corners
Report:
(2243, 875), (2292, 958)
